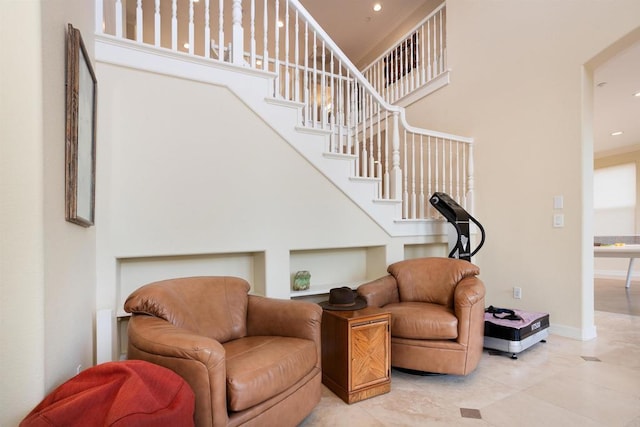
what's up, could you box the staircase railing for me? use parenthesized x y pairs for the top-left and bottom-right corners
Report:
(96, 0), (473, 220)
(361, 3), (447, 106)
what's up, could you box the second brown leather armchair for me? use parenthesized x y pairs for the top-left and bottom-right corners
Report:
(357, 257), (486, 376)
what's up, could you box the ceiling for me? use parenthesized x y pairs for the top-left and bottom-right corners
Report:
(300, 0), (640, 156)
(593, 41), (640, 156)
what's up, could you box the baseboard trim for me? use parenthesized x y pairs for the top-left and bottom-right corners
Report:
(549, 322), (597, 341)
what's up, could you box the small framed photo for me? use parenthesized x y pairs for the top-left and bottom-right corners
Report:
(65, 24), (97, 227)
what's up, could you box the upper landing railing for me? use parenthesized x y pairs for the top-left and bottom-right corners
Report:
(96, 0), (474, 220)
(361, 3), (447, 105)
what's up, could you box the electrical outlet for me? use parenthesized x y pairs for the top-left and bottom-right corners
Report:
(513, 287), (522, 299)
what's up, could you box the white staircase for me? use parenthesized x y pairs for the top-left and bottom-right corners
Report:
(95, 0), (470, 237)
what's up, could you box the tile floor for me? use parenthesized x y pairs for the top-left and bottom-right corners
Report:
(300, 288), (640, 426)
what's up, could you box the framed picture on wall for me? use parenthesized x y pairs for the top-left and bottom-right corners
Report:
(65, 23), (97, 227)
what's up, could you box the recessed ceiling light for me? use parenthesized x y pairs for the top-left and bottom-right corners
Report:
(634, 91), (640, 97)
(611, 131), (623, 136)
(373, 3), (382, 12)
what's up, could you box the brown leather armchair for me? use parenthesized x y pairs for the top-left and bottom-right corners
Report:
(356, 257), (486, 376)
(124, 276), (322, 427)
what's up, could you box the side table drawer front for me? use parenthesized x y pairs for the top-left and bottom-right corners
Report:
(351, 319), (390, 390)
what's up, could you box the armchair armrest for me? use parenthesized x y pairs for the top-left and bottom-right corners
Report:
(246, 296), (322, 367)
(454, 276), (486, 309)
(127, 315), (228, 427)
(453, 276), (486, 347)
(356, 275), (399, 308)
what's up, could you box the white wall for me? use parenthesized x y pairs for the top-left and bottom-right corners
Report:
(0, 1), (96, 425)
(95, 63), (447, 357)
(1, 3), (46, 424)
(404, 0), (640, 339)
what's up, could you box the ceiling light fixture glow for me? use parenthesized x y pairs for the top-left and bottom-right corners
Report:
(373, 3), (382, 12)
(611, 131), (623, 136)
(634, 91), (640, 97)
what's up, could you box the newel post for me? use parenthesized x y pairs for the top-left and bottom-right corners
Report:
(232, 0), (244, 64)
(390, 112), (403, 201)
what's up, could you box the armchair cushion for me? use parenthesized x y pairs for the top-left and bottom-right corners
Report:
(384, 302), (458, 340)
(388, 257), (480, 307)
(224, 336), (317, 412)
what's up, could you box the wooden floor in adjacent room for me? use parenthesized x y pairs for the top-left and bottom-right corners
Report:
(594, 277), (640, 316)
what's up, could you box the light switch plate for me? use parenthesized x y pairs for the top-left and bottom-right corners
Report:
(553, 213), (564, 227)
(553, 195), (564, 209)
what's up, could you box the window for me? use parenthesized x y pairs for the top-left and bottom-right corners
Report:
(593, 163), (636, 235)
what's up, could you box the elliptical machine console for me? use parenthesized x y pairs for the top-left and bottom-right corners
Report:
(429, 192), (485, 261)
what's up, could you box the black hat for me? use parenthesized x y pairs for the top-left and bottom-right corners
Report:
(319, 287), (367, 311)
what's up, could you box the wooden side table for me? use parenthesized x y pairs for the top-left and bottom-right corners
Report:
(321, 307), (391, 404)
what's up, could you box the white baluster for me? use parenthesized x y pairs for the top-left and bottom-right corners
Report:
(337, 65), (344, 151)
(376, 104), (382, 182)
(312, 32), (317, 125)
(321, 41), (327, 127)
(263, 0), (268, 71)
(434, 137), (439, 193)
(155, 0), (161, 47)
(204, 0), (210, 57)
(170, 0), (177, 50)
(136, 0), (142, 42)
(456, 141), (461, 202)
(250, 0), (255, 66)
(467, 144), (474, 212)
(383, 113), (390, 199)
(169, 0), (177, 50)
(218, 0), (224, 60)
(420, 23), (426, 84)
(329, 52), (336, 141)
(419, 134), (425, 218)
(449, 140), (455, 197)
(232, 0), (243, 64)
(115, 0), (123, 37)
(346, 71), (352, 153)
(361, 94), (368, 178)
(432, 15), (438, 78)
(294, 10), (300, 102)
(442, 138), (446, 194)
(402, 129), (408, 218)
(188, 0), (194, 54)
(426, 20), (432, 81)
(393, 49), (398, 102)
(354, 85), (361, 174)
(390, 112), (401, 201)
(368, 96), (374, 177)
(274, 0), (280, 94)
(442, 8), (447, 71)
(284, 1), (290, 99)
(410, 133), (416, 219)
(439, 9), (444, 74)
(401, 38), (406, 98)
(427, 136), (433, 217)
(303, 22), (309, 123)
